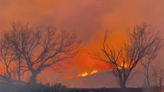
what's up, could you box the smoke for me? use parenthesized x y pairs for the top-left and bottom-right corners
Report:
(1, 0), (164, 87)
(1, 0), (164, 42)
(0, 0), (119, 41)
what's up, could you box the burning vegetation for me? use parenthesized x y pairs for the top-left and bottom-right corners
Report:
(66, 69), (99, 79)
(0, 22), (162, 92)
(66, 62), (129, 79)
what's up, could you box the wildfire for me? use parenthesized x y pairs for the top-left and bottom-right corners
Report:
(77, 72), (88, 77)
(90, 70), (99, 74)
(77, 69), (99, 77)
(66, 62), (129, 79)
(66, 69), (99, 79)
(118, 62), (128, 69)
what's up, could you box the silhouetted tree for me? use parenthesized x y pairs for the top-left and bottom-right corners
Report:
(0, 37), (28, 85)
(0, 38), (16, 83)
(151, 62), (164, 92)
(89, 23), (163, 88)
(141, 59), (164, 92)
(141, 50), (163, 87)
(1, 22), (81, 84)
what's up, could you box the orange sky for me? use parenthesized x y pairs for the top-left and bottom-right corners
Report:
(1, 0), (164, 87)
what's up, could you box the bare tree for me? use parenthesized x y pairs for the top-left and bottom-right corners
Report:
(2, 22), (81, 84)
(152, 63), (164, 92)
(0, 39), (16, 83)
(141, 51), (163, 87)
(0, 37), (28, 85)
(141, 60), (164, 92)
(89, 23), (163, 88)
(14, 51), (26, 82)
(143, 61), (164, 92)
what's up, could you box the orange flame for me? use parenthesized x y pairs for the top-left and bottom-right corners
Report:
(90, 70), (99, 74)
(66, 62), (129, 79)
(77, 69), (99, 77)
(66, 69), (99, 79)
(118, 62), (128, 70)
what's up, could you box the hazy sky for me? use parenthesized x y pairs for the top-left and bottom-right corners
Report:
(1, 0), (164, 88)
(1, 0), (164, 41)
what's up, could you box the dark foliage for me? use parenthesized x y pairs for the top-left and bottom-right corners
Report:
(0, 82), (161, 92)
(68, 87), (160, 92)
(0, 82), (67, 92)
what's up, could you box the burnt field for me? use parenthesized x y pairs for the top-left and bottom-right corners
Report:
(67, 88), (159, 92)
(0, 82), (161, 92)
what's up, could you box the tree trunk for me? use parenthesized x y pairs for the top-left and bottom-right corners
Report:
(120, 83), (126, 88)
(119, 80), (126, 88)
(29, 69), (41, 85)
(18, 61), (21, 81)
(18, 70), (20, 81)
(17, 53), (22, 81)
(29, 72), (38, 85)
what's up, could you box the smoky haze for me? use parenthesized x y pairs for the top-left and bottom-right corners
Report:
(0, 0), (164, 88)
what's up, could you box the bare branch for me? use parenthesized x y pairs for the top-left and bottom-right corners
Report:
(1, 22), (81, 84)
(88, 23), (164, 88)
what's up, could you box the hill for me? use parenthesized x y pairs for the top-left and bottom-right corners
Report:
(62, 69), (144, 88)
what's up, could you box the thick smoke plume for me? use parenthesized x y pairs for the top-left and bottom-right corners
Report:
(0, 0), (164, 87)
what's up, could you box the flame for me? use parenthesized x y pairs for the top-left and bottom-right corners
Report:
(118, 62), (128, 69)
(90, 70), (98, 74)
(77, 69), (99, 77)
(66, 62), (129, 79)
(66, 69), (99, 79)
(77, 72), (88, 77)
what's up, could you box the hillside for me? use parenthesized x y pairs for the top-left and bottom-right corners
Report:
(62, 69), (144, 88)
